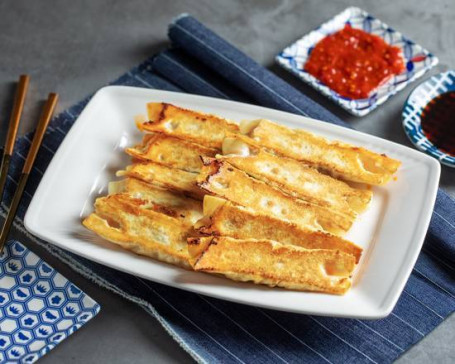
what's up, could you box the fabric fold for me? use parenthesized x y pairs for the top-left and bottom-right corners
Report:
(153, 49), (252, 102)
(168, 15), (347, 126)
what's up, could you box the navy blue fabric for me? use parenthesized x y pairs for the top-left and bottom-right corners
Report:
(153, 48), (254, 103)
(167, 15), (347, 127)
(1, 15), (454, 364)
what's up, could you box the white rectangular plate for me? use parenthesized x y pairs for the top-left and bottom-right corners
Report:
(24, 86), (440, 319)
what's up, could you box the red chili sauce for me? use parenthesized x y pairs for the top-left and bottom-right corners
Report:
(421, 92), (455, 156)
(304, 25), (405, 99)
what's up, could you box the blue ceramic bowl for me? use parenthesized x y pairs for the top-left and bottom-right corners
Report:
(276, 7), (438, 116)
(402, 71), (455, 168)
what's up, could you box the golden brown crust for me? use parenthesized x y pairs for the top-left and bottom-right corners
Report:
(118, 161), (205, 200)
(220, 134), (372, 215)
(110, 178), (203, 225)
(141, 103), (239, 149)
(83, 194), (193, 268)
(244, 119), (400, 185)
(197, 198), (362, 263)
(197, 159), (353, 235)
(188, 236), (355, 294)
(125, 134), (217, 173)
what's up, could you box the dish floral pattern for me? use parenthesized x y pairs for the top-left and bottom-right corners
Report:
(276, 7), (438, 116)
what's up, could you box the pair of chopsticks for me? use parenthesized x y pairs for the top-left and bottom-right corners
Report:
(0, 75), (58, 252)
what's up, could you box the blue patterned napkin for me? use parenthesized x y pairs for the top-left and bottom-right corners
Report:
(0, 14), (454, 364)
(0, 240), (100, 363)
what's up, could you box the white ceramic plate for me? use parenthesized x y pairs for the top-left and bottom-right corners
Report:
(24, 86), (440, 319)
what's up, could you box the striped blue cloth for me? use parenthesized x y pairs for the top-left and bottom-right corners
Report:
(1, 14), (454, 364)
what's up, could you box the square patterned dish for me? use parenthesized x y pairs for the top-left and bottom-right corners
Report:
(0, 241), (99, 363)
(24, 86), (440, 319)
(276, 7), (438, 116)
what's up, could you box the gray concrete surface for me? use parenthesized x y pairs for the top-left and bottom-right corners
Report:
(0, 0), (454, 363)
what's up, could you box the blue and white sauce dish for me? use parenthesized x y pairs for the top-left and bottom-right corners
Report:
(402, 71), (455, 168)
(276, 7), (438, 116)
(0, 240), (100, 363)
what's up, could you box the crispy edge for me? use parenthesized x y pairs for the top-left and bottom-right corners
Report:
(142, 103), (239, 148)
(246, 119), (401, 185)
(197, 197), (362, 263)
(125, 133), (217, 172)
(197, 158), (354, 235)
(120, 161), (205, 200)
(83, 214), (190, 268)
(112, 177), (203, 225)
(188, 236), (354, 294)
(83, 195), (193, 268)
(222, 133), (372, 214)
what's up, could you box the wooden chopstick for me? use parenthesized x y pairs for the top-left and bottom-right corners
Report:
(0, 75), (30, 201)
(0, 93), (58, 252)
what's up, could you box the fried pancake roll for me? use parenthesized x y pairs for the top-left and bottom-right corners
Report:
(126, 134), (217, 173)
(109, 178), (203, 225)
(197, 196), (362, 263)
(240, 119), (400, 185)
(140, 103), (239, 149)
(221, 135), (372, 215)
(188, 236), (356, 294)
(197, 159), (353, 235)
(117, 161), (204, 200)
(83, 194), (194, 268)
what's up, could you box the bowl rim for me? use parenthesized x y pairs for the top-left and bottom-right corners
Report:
(402, 70), (455, 167)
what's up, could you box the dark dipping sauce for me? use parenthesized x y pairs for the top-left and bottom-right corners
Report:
(421, 91), (455, 156)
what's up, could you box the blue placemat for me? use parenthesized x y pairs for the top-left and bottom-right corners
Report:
(1, 14), (454, 364)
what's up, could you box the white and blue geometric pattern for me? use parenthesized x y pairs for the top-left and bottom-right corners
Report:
(402, 71), (455, 168)
(276, 7), (439, 116)
(0, 240), (100, 363)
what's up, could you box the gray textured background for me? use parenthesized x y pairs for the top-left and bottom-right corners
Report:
(0, 0), (454, 363)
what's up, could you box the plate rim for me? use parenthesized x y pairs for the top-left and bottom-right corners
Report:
(24, 85), (441, 319)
